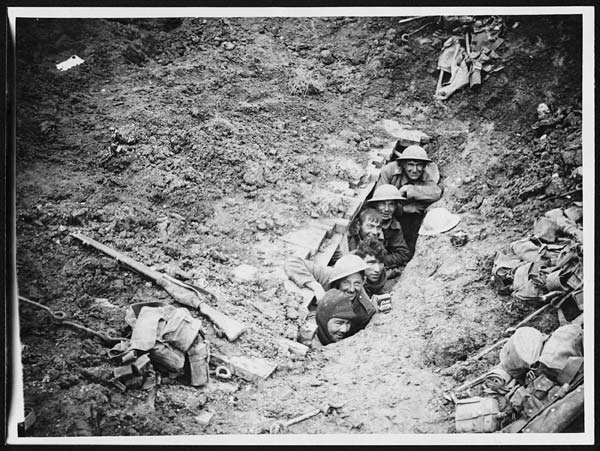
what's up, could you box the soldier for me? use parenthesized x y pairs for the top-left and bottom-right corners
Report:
(284, 237), (389, 301)
(377, 144), (443, 260)
(366, 184), (411, 274)
(313, 254), (377, 345)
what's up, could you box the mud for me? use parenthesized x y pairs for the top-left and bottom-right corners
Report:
(15, 15), (582, 436)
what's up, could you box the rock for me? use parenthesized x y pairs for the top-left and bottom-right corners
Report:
(339, 129), (361, 143)
(195, 410), (215, 425)
(284, 325), (298, 340)
(242, 166), (266, 187)
(285, 307), (299, 320)
(369, 136), (387, 148)
(358, 140), (370, 152)
(222, 41), (235, 50)
(537, 102), (551, 119)
(320, 49), (334, 65)
(231, 264), (259, 284)
(336, 158), (365, 183)
(40, 121), (55, 134)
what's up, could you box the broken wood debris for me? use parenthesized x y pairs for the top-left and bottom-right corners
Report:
(210, 352), (277, 383)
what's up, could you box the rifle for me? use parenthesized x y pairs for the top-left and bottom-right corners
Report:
(70, 232), (246, 341)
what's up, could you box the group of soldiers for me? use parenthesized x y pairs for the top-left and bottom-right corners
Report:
(284, 142), (443, 346)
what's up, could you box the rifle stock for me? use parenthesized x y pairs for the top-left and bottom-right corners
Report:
(70, 232), (246, 341)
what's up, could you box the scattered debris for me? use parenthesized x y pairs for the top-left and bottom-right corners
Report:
(450, 231), (469, 247)
(56, 55), (84, 71)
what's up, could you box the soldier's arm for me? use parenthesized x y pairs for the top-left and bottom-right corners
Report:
(375, 162), (394, 188)
(283, 256), (331, 292)
(382, 230), (411, 269)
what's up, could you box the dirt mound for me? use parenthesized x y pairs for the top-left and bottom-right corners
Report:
(15, 15), (582, 436)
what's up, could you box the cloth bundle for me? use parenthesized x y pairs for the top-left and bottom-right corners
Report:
(491, 207), (583, 304)
(109, 302), (210, 388)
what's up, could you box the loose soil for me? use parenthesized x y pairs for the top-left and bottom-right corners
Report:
(15, 15), (583, 436)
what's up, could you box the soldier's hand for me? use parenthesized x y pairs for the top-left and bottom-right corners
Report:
(307, 282), (326, 303)
(398, 185), (409, 198)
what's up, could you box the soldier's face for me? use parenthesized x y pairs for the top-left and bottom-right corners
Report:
(363, 254), (384, 283)
(327, 318), (351, 342)
(403, 160), (425, 181)
(374, 200), (396, 221)
(359, 218), (382, 239)
(337, 272), (364, 300)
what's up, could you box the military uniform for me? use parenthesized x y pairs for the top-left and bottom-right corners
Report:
(377, 161), (442, 259)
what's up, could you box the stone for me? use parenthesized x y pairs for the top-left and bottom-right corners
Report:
(339, 129), (362, 143)
(286, 307), (300, 320)
(231, 264), (259, 284)
(195, 411), (215, 425)
(320, 49), (334, 65)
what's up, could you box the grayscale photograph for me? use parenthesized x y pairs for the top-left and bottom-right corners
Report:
(6, 6), (593, 445)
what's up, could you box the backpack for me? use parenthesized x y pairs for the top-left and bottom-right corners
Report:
(500, 327), (547, 379)
(537, 324), (583, 381)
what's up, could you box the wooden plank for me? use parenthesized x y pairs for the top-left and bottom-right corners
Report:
(308, 220), (335, 238)
(278, 338), (309, 357)
(210, 352), (277, 382)
(281, 227), (328, 257)
(313, 232), (344, 267)
(278, 240), (312, 259)
(345, 180), (377, 226)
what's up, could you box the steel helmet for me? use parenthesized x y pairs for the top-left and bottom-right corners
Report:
(418, 207), (461, 235)
(329, 254), (369, 284)
(367, 184), (405, 203)
(396, 145), (432, 163)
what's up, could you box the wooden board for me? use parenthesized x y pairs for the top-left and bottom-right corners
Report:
(278, 338), (309, 357)
(313, 232), (344, 267)
(307, 220), (336, 238)
(210, 352), (277, 382)
(281, 227), (328, 257)
(278, 240), (313, 259)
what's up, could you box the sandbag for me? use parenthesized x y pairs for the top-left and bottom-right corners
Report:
(455, 396), (501, 433)
(160, 308), (203, 352)
(538, 324), (583, 381)
(532, 217), (558, 243)
(512, 261), (545, 301)
(149, 342), (186, 373)
(500, 327), (547, 378)
(510, 239), (542, 262)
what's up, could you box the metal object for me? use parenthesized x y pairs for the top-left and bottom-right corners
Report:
(269, 401), (342, 434)
(450, 230), (469, 247)
(214, 365), (232, 380)
(470, 337), (509, 360)
(19, 295), (126, 345)
(400, 20), (435, 42)
(396, 145), (432, 162)
(367, 184), (406, 203)
(18, 296), (66, 321)
(328, 254), (370, 284)
(18, 406), (36, 434)
(372, 293), (392, 313)
(454, 369), (495, 393)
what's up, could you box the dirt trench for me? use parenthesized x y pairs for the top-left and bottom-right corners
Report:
(14, 16), (582, 436)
